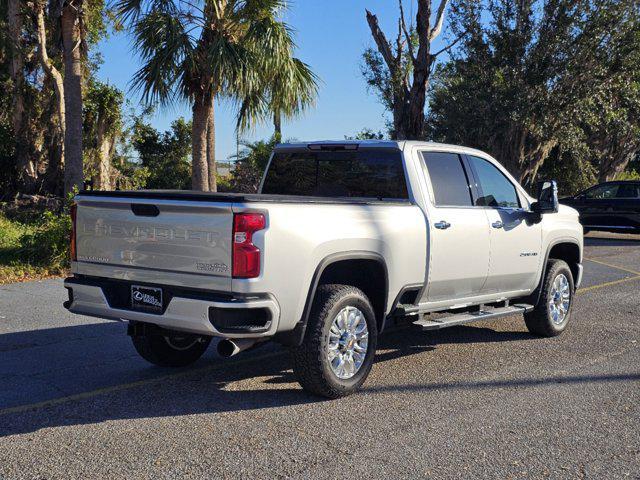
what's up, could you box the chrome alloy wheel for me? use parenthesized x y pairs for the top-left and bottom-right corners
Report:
(548, 273), (571, 324)
(326, 306), (369, 380)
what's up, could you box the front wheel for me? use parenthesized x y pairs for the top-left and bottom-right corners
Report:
(291, 284), (378, 398)
(132, 328), (211, 367)
(524, 259), (575, 337)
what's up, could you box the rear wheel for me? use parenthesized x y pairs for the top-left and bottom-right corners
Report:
(132, 328), (211, 367)
(525, 259), (574, 337)
(291, 284), (378, 398)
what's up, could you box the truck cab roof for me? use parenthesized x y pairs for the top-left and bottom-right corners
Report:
(274, 140), (495, 159)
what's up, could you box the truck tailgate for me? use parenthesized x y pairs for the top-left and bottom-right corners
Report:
(74, 196), (233, 287)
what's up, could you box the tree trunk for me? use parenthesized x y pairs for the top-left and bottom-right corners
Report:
(36, 4), (66, 170)
(95, 119), (113, 190)
(7, 0), (36, 192)
(44, 124), (65, 195)
(61, 2), (84, 194)
(206, 96), (217, 192)
(400, 0), (433, 140)
(7, 0), (24, 136)
(366, 1), (450, 140)
(598, 148), (637, 183)
(273, 111), (282, 142)
(192, 93), (211, 191)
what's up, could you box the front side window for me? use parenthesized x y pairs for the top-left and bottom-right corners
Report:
(261, 149), (408, 199)
(468, 155), (520, 208)
(585, 184), (619, 199)
(422, 152), (473, 207)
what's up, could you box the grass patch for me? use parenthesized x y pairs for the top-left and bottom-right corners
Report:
(0, 210), (70, 284)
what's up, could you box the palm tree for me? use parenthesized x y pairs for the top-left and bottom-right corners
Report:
(239, 56), (318, 142)
(118, 0), (314, 191)
(59, 0), (85, 194)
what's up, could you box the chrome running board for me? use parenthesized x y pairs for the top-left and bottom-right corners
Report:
(413, 304), (534, 331)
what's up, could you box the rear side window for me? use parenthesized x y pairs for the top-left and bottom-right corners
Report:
(615, 184), (640, 199)
(422, 152), (473, 206)
(467, 155), (520, 208)
(261, 150), (408, 199)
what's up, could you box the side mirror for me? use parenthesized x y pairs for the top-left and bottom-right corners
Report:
(531, 180), (559, 214)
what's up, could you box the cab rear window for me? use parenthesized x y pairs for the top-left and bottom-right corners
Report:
(261, 150), (409, 199)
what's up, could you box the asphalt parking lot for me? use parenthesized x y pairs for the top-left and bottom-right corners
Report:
(1, 233), (639, 479)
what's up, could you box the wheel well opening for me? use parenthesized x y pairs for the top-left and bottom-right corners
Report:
(548, 243), (581, 281)
(317, 259), (387, 329)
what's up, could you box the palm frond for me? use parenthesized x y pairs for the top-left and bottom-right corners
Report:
(116, 0), (184, 23)
(123, 0), (318, 133)
(235, 89), (270, 132)
(270, 57), (319, 116)
(129, 11), (194, 106)
(245, 15), (295, 70)
(238, 0), (288, 19)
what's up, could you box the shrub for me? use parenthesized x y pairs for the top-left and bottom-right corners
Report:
(17, 209), (71, 270)
(216, 175), (234, 192)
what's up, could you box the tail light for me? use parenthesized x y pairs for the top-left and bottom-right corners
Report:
(232, 213), (265, 278)
(70, 203), (78, 262)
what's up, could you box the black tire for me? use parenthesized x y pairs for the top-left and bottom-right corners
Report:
(132, 329), (211, 367)
(291, 284), (378, 398)
(524, 259), (574, 337)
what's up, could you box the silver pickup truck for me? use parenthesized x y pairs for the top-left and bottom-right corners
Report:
(64, 140), (583, 398)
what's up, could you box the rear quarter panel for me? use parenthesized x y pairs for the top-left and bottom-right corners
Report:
(231, 202), (427, 332)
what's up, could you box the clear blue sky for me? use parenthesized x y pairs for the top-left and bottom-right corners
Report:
(96, 1), (450, 161)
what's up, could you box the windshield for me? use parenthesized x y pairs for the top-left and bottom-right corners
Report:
(261, 149), (408, 199)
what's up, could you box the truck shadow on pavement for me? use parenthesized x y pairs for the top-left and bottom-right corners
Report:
(1, 321), (636, 437)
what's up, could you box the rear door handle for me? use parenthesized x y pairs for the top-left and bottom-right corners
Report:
(492, 221), (503, 229)
(434, 221), (451, 230)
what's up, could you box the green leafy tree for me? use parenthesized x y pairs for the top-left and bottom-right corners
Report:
(53, 0), (109, 193)
(346, 128), (386, 140)
(617, 155), (640, 181)
(118, 0), (315, 191)
(230, 136), (276, 193)
(2, 0), (111, 196)
(427, 0), (640, 186)
(83, 80), (124, 189)
(131, 117), (192, 190)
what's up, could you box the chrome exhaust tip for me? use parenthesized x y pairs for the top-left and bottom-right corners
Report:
(217, 338), (259, 358)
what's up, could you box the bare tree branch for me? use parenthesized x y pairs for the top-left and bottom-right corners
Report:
(365, 9), (397, 73)
(36, 2), (66, 141)
(429, 0), (450, 41)
(398, 0), (416, 63)
(396, 18), (405, 60)
(432, 28), (468, 57)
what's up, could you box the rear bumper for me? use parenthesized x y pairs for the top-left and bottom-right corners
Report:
(64, 277), (280, 338)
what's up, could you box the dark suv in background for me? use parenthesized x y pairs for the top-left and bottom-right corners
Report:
(561, 181), (640, 234)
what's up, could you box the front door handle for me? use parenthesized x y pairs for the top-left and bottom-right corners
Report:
(434, 221), (451, 230)
(492, 221), (504, 229)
